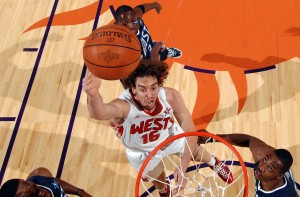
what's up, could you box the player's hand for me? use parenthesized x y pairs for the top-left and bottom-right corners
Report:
(82, 69), (101, 97)
(196, 129), (213, 145)
(153, 2), (162, 14)
(150, 42), (165, 61)
(172, 169), (187, 195)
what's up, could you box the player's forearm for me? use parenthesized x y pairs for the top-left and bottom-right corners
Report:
(197, 130), (251, 147)
(136, 2), (160, 14)
(181, 119), (198, 169)
(87, 93), (106, 120)
(216, 134), (251, 147)
(181, 136), (198, 171)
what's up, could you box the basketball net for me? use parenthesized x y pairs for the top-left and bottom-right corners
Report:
(136, 132), (248, 197)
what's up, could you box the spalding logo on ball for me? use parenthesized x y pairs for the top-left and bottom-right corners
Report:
(83, 24), (141, 80)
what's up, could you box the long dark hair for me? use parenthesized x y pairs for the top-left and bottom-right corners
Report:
(122, 59), (169, 89)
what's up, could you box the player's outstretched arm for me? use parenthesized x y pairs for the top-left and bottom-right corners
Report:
(165, 87), (196, 191)
(150, 42), (165, 61)
(198, 130), (275, 163)
(134, 2), (162, 18)
(166, 88), (218, 193)
(82, 70), (128, 120)
(217, 133), (275, 162)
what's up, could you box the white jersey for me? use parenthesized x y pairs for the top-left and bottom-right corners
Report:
(114, 87), (179, 152)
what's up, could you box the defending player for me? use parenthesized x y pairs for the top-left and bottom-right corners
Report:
(198, 130), (299, 197)
(0, 167), (92, 197)
(114, 2), (182, 61)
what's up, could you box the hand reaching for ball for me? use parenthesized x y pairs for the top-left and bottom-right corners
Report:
(150, 42), (165, 61)
(82, 69), (102, 97)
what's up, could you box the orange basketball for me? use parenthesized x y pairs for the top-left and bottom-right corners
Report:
(83, 24), (141, 80)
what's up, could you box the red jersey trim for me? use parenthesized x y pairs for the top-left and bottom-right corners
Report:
(129, 89), (163, 116)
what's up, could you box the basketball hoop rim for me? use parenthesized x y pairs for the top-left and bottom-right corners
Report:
(135, 131), (249, 197)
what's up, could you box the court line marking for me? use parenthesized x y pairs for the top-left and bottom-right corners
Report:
(0, 0), (60, 184)
(0, 117), (16, 121)
(23, 48), (39, 52)
(184, 65), (216, 74)
(55, 0), (104, 178)
(244, 65), (276, 74)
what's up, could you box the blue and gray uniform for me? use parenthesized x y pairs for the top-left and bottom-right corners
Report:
(136, 18), (168, 61)
(28, 176), (67, 197)
(254, 162), (299, 197)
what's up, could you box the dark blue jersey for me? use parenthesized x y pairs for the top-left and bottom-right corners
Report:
(136, 18), (154, 60)
(254, 162), (299, 197)
(28, 176), (67, 197)
(133, 18), (168, 61)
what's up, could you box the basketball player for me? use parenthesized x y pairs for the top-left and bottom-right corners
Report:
(82, 60), (233, 196)
(198, 130), (299, 196)
(114, 2), (182, 61)
(0, 167), (92, 197)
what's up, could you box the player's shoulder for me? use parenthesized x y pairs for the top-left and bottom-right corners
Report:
(164, 87), (182, 105)
(164, 87), (180, 97)
(111, 97), (130, 109)
(118, 89), (132, 99)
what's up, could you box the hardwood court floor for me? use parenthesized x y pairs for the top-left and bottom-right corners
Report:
(0, 0), (299, 196)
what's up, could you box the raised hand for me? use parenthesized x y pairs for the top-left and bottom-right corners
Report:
(172, 168), (187, 195)
(153, 2), (162, 14)
(82, 69), (102, 97)
(150, 42), (165, 61)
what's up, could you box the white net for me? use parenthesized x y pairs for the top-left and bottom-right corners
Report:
(136, 132), (248, 197)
